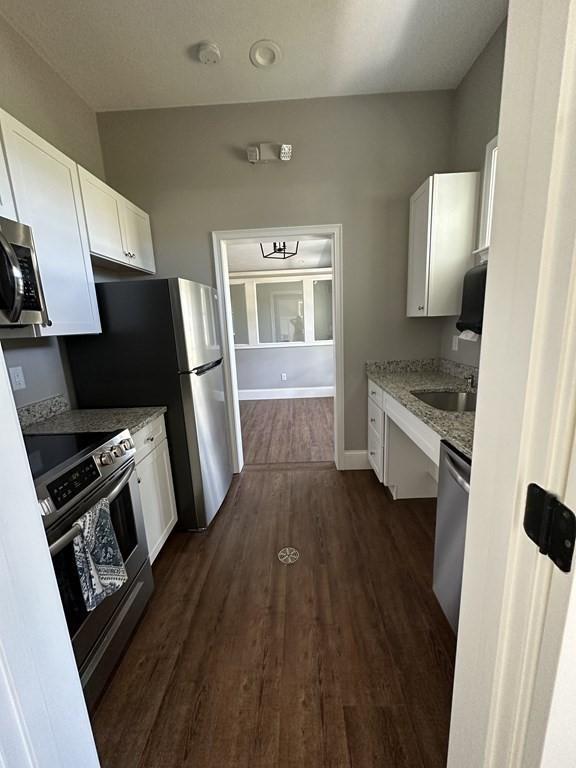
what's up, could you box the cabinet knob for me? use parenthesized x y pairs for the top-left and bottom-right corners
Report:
(369, 451), (376, 457)
(370, 417), (376, 423)
(418, 305), (424, 311)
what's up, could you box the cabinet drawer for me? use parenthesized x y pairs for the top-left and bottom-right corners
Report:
(368, 424), (383, 483)
(134, 415), (167, 463)
(368, 397), (384, 441)
(368, 380), (384, 409)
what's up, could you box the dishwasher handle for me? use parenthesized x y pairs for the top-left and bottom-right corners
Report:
(444, 454), (470, 494)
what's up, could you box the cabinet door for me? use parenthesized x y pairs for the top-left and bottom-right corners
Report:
(406, 176), (432, 317)
(136, 438), (177, 563)
(78, 167), (129, 265)
(121, 200), (155, 273)
(0, 112), (100, 335)
(0, 139), (16, 219)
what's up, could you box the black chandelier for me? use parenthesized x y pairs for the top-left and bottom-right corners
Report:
(260, 241), (300, 260)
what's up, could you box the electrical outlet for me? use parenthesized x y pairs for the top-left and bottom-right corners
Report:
(9, 366), (26, 391)
(281, 373), (287, 381)
(452, 335), (459, 352)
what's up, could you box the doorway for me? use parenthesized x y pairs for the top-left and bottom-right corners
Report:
(212, 225), (343, 471)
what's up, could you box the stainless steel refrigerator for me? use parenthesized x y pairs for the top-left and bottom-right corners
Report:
(66, 278), (233, 530)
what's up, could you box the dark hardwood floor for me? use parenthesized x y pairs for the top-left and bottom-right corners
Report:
(240, 397), (334, 464)
(92, 465), (455, 768)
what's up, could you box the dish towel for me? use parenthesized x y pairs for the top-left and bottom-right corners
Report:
(73, 498), (128, 612)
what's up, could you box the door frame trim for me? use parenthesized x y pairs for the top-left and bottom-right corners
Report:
(212, 224), (344, 472)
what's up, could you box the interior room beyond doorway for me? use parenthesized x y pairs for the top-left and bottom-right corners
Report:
(226, 235), (336, 466)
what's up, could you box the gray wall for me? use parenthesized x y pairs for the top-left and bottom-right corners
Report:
(441, 20), (507, 367)
(0, 14), (104, 178)
(98, 93), (453, 449)
(236, 346), (334, 391)
(0, 14), (105, 408)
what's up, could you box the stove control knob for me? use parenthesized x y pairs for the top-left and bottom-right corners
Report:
(98, 451), (115, 466)
(111, 444), (126, 458)
(120, 438), (134, 451)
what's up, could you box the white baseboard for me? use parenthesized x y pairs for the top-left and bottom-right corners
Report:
(339, 450), (370, 470)
(238, 386), (335, 401)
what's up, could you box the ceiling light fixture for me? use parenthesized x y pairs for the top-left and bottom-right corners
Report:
(260, 242), (299, 260)
(249, 39), (282, 68)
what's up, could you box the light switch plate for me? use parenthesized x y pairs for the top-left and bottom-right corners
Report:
(9, 366), (26, 391)
(281, 372), (287, 381)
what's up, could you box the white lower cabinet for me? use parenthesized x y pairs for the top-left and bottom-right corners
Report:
(367, 379), (439, 499)
(368, 424), (384, 483)
(135, 417), (177, 563)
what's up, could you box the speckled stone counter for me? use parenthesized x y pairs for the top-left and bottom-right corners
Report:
(22, 406), (167, 436)
(366, 360), (475, 459)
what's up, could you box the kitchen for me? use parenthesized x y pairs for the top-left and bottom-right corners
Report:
(1, 1), (575, 767)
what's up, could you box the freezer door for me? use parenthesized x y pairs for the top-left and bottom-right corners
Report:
(180, 359), (233, 528)
(170, 278), (222, 372)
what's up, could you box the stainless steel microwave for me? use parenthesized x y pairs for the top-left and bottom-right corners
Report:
(0, 216), (49, 327)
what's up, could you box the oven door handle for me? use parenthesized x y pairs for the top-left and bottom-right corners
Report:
(49, 463), (135, 558)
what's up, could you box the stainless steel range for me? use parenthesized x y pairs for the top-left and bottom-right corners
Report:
(24, 428), (154, 711)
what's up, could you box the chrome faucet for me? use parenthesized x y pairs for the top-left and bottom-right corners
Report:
(465, 374), (476, 390)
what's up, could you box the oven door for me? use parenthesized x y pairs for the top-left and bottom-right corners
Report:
(46, 461), (148, 669)
(0, 216), (47, 326)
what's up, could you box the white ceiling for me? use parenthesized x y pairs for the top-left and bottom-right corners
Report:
(228, 238), (332, 273)
(0, 0), (507, 112)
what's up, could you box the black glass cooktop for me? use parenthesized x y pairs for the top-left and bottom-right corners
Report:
(24, 432), (115, 482)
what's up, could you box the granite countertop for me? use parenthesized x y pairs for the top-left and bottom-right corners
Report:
(366, 360), (475, 458)
(22, 406), (167, 436)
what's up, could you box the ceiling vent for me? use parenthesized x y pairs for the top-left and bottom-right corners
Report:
(249, 40), (282, 68)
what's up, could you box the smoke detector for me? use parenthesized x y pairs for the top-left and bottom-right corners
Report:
(197, 42), (222, 65)
(249, 40), (282, 68)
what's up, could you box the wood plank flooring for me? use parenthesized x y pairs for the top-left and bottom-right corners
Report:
(240, 398), (334, 464)
(92, 465), (455, 768)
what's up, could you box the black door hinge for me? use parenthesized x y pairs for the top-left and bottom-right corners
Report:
(524, 483), (575, 573)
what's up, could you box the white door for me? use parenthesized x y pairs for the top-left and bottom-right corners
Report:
(448, 0), (576, 765)
(121, 200), (155, 273)
(406, 177), (431, 316)
(78, 167), (128, 265)
(136, 439), (178, 563)
(0, 346), (100, 767)
(0, 111), (100, 336)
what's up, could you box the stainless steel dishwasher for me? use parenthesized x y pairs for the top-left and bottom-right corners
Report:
(433, 440), (471, 633)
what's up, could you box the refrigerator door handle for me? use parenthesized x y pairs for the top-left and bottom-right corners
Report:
(191, 358), (223, 376)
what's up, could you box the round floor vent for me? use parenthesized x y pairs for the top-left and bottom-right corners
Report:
(278, 547), (299, 565)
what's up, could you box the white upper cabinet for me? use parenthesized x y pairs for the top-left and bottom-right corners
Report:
(79, 167), (155, 274)
(0, 110), (100, 336)
(78, 167), (126, 264)
(406, 172), (479, 317)
(120, 198), (155, 273)
(0, 140), (16, 220)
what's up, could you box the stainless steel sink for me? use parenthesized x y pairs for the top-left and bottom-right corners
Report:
(411, 390), (477, 412)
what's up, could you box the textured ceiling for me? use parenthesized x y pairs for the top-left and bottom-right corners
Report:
(228, 239), (332, 273)
(0, 0), (507, 111)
